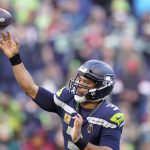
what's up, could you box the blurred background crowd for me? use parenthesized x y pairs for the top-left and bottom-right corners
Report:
(0, 0), (150, 149)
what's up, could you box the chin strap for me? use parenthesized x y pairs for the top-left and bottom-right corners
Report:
(74, 95), (86, 103)
(74, 95), (105, 103)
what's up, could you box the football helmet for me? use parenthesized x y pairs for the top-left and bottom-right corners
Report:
(69, 60), (115, 103)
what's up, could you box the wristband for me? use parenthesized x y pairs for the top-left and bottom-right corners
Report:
(74, 137), (88, 150)
(9, 53), (22, 66)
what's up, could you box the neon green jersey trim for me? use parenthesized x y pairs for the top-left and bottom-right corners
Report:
(56, 87), (65, 97)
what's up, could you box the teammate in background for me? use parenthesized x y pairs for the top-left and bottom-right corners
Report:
(0, 32), (125, 150)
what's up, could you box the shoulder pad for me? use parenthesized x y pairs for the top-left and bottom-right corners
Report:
(55, 87), (73, 102)
(56, 87), (65, 97)
(103, 102), (125, 127)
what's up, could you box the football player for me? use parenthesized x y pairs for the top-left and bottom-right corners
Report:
(0, 32), (125, 150)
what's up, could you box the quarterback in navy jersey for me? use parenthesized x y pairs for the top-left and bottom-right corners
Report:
(0, 32), (125, 150)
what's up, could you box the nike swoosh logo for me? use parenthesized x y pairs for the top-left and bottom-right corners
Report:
(116, 116), (122, 120)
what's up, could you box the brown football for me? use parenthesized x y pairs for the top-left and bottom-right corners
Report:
(0, 8), (13, 30)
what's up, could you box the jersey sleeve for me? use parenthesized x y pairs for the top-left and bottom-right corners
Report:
(33, 86), (73, 116)
(99, 103), (125, 150)
(99, 126), (123, 149)
(33, 87), (57, 113)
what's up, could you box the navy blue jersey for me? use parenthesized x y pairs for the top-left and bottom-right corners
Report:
(34, 87), (125, 150)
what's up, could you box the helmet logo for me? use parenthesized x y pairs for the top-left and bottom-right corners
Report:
(103, 75), (114, 86)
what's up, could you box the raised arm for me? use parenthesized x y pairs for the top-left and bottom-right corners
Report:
(0, 32), (38, 99)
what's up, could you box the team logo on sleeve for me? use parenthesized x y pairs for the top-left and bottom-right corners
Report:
(87, 124), (94, 134)
(64, 113), (71, 124)
(110, 113), (125, 126)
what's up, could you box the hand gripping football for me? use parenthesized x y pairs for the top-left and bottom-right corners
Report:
(0, 8), (13, 30)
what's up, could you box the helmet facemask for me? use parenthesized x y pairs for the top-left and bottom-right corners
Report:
(69, 73), (92, 103)
(69, 73), (115, 103)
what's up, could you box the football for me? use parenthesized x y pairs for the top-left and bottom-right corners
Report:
(0, 8), (13, 30)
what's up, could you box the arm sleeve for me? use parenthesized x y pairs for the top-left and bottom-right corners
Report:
(33, 87), (57, 113)
(99, 127), (123, 150)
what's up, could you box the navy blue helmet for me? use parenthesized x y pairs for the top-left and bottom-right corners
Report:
(69, 60), (115, 102)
